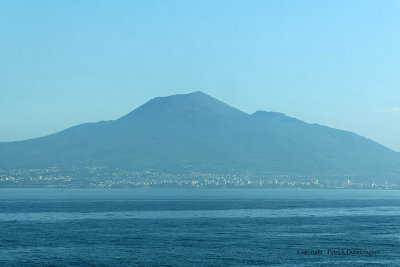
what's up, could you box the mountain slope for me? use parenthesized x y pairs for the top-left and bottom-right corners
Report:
(0, 91), (399, 178)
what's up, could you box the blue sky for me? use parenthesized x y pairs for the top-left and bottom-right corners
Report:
(1, 0), (399, 151)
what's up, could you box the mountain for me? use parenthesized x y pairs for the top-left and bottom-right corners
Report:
(0, 91), (399, 180)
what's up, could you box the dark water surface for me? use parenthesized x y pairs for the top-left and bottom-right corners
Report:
(0, 189), (399, 266)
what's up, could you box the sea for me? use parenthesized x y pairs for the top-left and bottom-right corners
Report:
(0, 188), (399, 266)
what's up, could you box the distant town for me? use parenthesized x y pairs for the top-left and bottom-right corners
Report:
(0, 167), (398, 189)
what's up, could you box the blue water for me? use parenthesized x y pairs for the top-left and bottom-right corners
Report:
(0, 189), (399, 266)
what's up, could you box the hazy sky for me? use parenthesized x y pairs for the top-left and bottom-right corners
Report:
(1, 0), (399, 151)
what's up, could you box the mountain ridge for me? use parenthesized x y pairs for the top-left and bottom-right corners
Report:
(0, 91), (399, 181)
